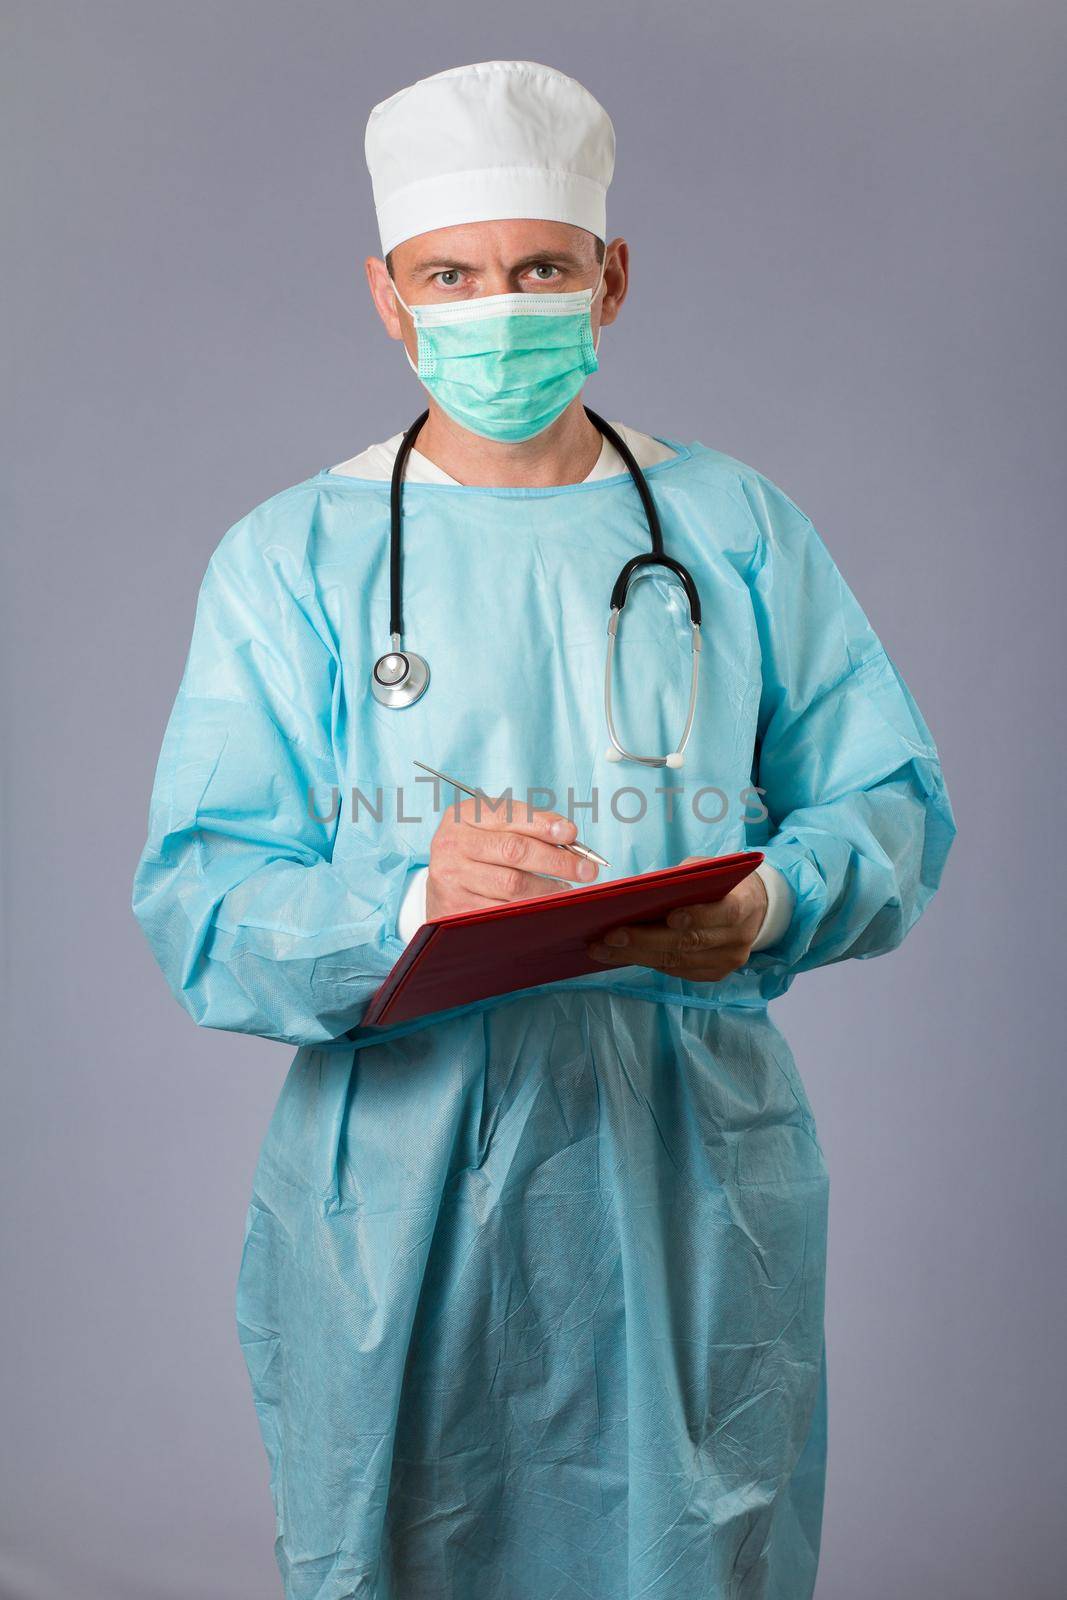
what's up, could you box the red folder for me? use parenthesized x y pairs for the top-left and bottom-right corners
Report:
(362, 851), (763, 1028)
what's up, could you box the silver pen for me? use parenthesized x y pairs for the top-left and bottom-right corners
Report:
(413, 760), (610, 870)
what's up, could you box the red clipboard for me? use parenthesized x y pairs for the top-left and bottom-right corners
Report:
(362, 851), (764, 1028)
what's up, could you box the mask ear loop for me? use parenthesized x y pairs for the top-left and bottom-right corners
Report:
(389, 274), (414, 317)
(590, 251), (607, 354)
(388, 274), (422, 376)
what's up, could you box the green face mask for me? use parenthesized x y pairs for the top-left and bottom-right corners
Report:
(391, 273), (603, 443)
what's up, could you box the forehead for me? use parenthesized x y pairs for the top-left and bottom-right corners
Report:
(391, 217), (599, 271)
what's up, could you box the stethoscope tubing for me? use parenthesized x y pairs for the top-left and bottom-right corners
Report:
(376, 408), (704, 765)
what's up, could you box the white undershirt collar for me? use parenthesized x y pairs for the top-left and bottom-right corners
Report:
(330, 422), (677, 484)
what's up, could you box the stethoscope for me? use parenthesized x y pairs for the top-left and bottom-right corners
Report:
(371, 407), (703, 769)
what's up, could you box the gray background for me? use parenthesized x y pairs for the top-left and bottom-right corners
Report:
(3, 2), (1064, 1596)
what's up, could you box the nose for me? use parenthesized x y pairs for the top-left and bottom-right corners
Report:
(482, 268), (514, 297)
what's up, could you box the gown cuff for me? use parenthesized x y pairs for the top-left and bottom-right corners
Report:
(750, 860), (795, 952)
(396, 865), (430, 944)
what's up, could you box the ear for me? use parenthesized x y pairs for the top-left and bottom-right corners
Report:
(365, 256), (405, 341)
(597, 238), (630, 329)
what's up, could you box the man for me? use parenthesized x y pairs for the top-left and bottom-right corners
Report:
(133, 60), (954, 1600)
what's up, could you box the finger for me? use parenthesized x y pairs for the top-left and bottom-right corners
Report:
(463, 827), (598, 885)
(587, 943), (743, 978)
(455, 797), (578, 845)
(588, 920), (737, 957)
(457, 860), (573, 904)
(586, 943), (697, 968)
(432, 889), (510, 916)
(665, 896), (744, 933)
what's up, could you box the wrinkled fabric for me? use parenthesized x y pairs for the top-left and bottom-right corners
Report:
(133, 438), (954, 1599)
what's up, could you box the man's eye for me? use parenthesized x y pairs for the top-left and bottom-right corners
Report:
(435, 270), (462, 288)
(530, 264), (560, 282)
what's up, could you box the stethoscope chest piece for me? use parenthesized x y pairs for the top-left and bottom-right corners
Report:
(371, 642), (430, 708)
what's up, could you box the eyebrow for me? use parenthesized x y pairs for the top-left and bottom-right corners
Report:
(410, 249), (588, 274)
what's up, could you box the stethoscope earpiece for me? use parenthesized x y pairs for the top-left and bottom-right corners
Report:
(604, 747), (687, 769)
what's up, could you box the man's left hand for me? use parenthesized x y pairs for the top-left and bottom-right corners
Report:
(586, 865), (768, 982)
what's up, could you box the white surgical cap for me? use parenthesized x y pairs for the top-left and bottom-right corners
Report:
(365, 60), (615, 257)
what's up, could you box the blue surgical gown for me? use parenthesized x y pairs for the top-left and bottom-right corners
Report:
(133, 438), (955, 1599)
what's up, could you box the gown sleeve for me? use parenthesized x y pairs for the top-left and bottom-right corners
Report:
(742, 474), (956, 973)
(131, 510), (411, 1046)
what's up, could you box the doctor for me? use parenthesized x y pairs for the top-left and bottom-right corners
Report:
(134, 60), (954, 1600)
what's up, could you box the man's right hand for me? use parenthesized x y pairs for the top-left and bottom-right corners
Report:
(426, 797), (598, 919)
